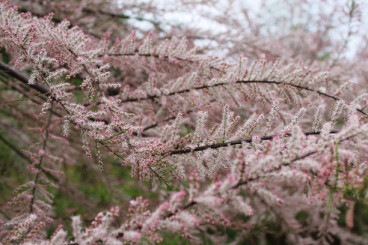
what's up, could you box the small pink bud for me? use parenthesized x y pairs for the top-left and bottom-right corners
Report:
(38, 149), (45, 157)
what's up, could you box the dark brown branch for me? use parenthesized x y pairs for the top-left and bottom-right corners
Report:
(0, 62), (49, 94)
(120, 79), (366, 115)
(163, 130), (337, 156)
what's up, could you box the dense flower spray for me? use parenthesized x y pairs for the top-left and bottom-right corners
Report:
(0, 0), (368, 244)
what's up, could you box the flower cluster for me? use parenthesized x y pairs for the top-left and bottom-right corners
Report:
(1, 0), (368, 244)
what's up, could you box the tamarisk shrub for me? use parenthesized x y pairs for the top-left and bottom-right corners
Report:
(1, 0), (368, 244)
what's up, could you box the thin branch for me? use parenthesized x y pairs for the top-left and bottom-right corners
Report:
(0, 75), (63, 117)
(163, 130), (337, 156)
(0, 127), (99, 218)
(98, 138), (172, 187)
(82, 8), (164, 31)
(119, 78), (367, 115)
(106, 51), (225, 73)
(19, 6), (164, 33)
(0, 132), (59, 183)
(142, 109), (193, 132)
(0, 62), (102, 121)
(0, 77), (45, 104)
(29, 101), (54, 213)
(330, 1), (357, 68)
(0, 133), (31, 164)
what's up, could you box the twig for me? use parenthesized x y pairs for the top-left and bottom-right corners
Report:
(29, 101), (54, 213)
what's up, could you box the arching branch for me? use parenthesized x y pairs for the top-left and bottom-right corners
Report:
(120, 79), (366, 116)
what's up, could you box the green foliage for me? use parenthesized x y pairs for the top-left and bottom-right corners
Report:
(152, 232), (189, 245)
(1, 50), (11, 64)
(0, 138), (28, 204)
